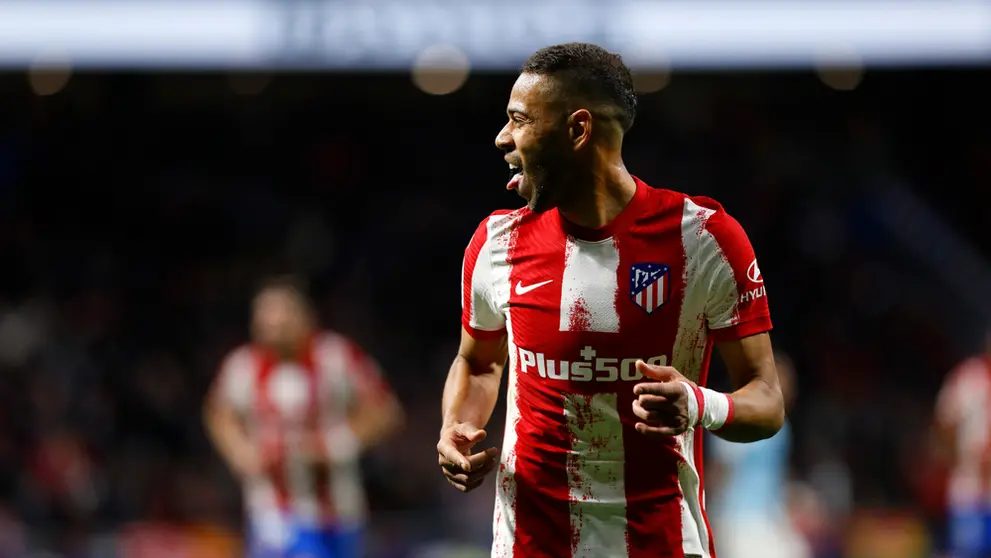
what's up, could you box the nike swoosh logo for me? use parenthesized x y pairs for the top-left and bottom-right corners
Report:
(515, 279), (553, 295)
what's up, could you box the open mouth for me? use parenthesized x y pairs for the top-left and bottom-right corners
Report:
(507, 164), (523, 191)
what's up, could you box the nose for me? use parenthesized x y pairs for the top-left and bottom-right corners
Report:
(495, 122), (513, 151)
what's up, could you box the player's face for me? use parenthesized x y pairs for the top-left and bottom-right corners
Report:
(251, 288), (311, 352)
(495, 73), (576, 212)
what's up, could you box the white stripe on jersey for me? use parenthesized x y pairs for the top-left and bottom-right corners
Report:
(565, 392), (630, 557)
(671, 197), (722, 557)
(559, 236), (622, 333)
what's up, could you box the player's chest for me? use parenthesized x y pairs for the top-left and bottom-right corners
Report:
(251, 361), (350, 425)
(502, 233), (690, 344)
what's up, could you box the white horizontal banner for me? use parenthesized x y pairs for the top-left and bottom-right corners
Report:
(0, 0), (988, 70)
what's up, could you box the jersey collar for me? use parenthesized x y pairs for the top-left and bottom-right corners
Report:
(556, 176), (648, 242)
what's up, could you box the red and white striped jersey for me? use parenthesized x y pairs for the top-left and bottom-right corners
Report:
(462, 178), (773, 558)
(215, 331), (388, 527)
(936, 355), (991, 508)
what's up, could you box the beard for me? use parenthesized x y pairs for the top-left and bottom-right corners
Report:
(525, 167), (554, 212)
(522, 150), (572, 213)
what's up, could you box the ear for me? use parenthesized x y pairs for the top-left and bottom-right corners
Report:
(568, 109), (592, 150)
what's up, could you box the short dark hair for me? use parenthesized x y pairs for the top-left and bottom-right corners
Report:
(255, 274), (315, 313)
(521, 42), (637, 132)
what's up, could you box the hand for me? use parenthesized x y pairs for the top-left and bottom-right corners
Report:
(437, 423), (500, 493)
(632, 360), (693, 438)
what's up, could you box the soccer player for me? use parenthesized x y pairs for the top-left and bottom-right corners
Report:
(436, 43), (785, 558)
(205, 276), (403, 558)
(707, 353), (809, 558)
(933, 328), (991, 558)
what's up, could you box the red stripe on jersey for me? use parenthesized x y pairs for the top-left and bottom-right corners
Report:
(618, 191), (690, 557)
(253, 348), (291, 510)
(507, 213), (573, 558)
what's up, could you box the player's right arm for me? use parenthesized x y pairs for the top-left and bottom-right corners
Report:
(437, 216), (508, 492)
(442, 328), (507, 436)
(438, 328), (506, 491)
(204, 349), (262, 479)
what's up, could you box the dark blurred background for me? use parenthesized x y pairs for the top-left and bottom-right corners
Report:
(0, 4), (990, 557)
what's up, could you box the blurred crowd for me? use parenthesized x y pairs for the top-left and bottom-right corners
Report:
(0, 69), (987, 557)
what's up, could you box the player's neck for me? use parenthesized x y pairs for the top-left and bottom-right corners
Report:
(558, 158), (637, 231)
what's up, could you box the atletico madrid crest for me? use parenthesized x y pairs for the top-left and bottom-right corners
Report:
(630, 263), (670, 315)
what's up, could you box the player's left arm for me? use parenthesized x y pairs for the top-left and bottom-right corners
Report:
(703, 207), (784, 442)
(710, 332), (783, 442)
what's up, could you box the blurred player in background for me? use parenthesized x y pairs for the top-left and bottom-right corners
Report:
(933, 328), (991, 558)
(706, 352), (810, 558)
(437, 43), (785, 557)
(205, 276), (403, 558)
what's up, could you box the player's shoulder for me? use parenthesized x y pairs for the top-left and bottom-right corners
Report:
(223, 344), (254, 361)
(315, 329), (354, 353)
(641, 182), (743, 234)
(481, 207), (528, 230)
(316, 329), (371, 359)
(468, 207), (528, 247)
(219, 344), (256, 375)
(949, 356), (991, 384)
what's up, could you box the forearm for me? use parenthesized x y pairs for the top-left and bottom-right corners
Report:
(442, 355), (502, 429)
(711, 377), (784, 442)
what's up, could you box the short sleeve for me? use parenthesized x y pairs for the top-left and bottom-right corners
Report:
(214, 347), (255, 413)
(697, 201), (773, 342)
(461, 216), (506, 339)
